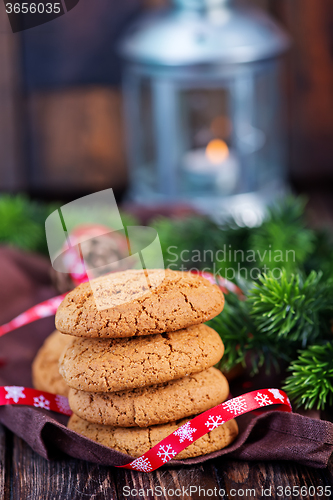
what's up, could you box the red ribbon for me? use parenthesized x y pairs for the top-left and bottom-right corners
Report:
(0, 294), (66, 338)
(0, 386), (72, 415)
(0, 385), (291, 472)
(118, 388), (291, 472)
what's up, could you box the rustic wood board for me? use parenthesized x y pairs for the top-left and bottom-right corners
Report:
(27, 88), (128, 194)
(0, 429), (332, 500)
(270, 0), (333, 181)
(0, 5), (25, 191)
(10, 433), (118, 500)
(0, 425), (6, 500)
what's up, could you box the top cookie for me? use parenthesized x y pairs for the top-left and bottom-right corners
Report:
(55, 269), (224, 338)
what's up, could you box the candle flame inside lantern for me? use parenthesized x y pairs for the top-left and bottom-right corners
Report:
(205, 139), (229, 165)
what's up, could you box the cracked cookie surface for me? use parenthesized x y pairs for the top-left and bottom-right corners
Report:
(55, 269), (224, 338)
(32, 330), (71, 397)
(67, 413), (238, 459)
(59, 324), (224, 392)
(68, 367), (229, 427)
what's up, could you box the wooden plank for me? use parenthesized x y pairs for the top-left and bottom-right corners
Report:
(214, 458), (333, 500)
(27, 87), (128, 195)
(269, 0), (333, 180)
(8, 430), (333, 500)
(114, 462), (224, 499)
(0, 425), (6, 500)
(0, 4), (25, 191)
(10, 434), (119, 500)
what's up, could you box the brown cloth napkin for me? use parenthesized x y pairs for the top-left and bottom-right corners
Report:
(0, 246), (333, 468)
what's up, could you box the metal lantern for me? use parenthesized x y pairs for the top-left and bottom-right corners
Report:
(119, 0), (290, 225)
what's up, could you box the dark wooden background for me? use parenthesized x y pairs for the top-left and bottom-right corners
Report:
(0, 0), (333, 198)
(1, 423), (333, 499)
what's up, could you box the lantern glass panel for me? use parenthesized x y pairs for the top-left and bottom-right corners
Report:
(179, 87), (237, 196)
(125, 61), (285, 205)
(134, 77), (156, 195)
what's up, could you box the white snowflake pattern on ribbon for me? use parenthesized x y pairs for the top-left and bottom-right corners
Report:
(131, 457), (153, 472)
(254, 392), (273, 407)
(174, 421), (197, 443)
(4, 386), (26, 404)
(12, 313), (30, 328)
(205, 415), (225, 431)
(55, 395), (71, 414)
(268, 389), (285, 403)
(34, 305), (53, 317)
(33, 395), (50, 410)
(50, 296), (66, 308)
(223, 396), (247, 415)
(157, 444), (177, 463)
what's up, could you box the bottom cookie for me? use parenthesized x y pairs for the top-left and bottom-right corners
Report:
(68, 414), (239, 460)
(32, 330), (72, 397)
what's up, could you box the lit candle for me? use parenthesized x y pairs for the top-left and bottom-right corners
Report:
(182, 139), (239, 195)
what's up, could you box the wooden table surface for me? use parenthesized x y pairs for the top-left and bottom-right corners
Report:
(1, 423), (332, 500)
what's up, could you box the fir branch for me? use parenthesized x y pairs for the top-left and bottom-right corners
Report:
(283, 343), (333, 410)
(249, 196), (315, 274)
(0, 195), (48, 253)
(152, 215), (222, 268)
(304, 229), (333, 280)
(207, 292), (253, 372)
(153, 196), (318, 280)
(152, 214), (253, 275)
(0, 194), (138, 256)
(249, 270), (333, 347)
(208, 289), (292, 375)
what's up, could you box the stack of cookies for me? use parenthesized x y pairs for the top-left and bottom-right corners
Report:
(32, 329), (72, 397)
(53, 269), (238, 460)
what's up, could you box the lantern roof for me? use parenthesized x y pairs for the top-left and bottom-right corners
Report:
(119, 3), (290, 67)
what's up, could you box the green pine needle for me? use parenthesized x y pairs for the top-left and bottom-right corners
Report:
(249, 270), (333, 346)
(211, 269), (333, 382)
(152, 196), (319, 281)
(283, 343), (333, 410)
(207, 292), (254, 372)
(250, 196), (315, 274)
(0, 195), (47, 253)
(208, 289), (292, 375)
(152, 215), (252, 275)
